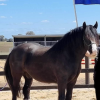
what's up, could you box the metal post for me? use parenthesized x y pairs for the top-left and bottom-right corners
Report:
(44, 35), (46, 46)
(73, 0), (78, 27)
(85, 56), (89, 84)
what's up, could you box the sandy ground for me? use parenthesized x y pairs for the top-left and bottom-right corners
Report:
(0, 88), (96, 100)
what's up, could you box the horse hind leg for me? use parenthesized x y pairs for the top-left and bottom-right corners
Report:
(11, 72), (22, 100)
(23, 73), (33, 100)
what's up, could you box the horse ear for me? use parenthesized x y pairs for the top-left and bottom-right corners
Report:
(94, 21), (98, 29)
(83, 22), (86, 30)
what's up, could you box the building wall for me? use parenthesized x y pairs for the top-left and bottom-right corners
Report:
(13, 35), (62, 47)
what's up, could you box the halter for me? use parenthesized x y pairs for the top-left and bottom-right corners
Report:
(83, 36), (96, 47)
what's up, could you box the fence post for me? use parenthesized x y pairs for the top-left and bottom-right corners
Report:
(44, 35), (46, 46)
(85, 56), (89, 84)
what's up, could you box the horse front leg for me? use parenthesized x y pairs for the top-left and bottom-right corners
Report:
(58, 81), (66, 100)
(65, 80), (77, 100)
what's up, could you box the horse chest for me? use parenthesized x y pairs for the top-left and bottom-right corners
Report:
(68, 65), (81, 82)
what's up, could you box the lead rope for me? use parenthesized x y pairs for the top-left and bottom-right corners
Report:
(0, 66), (7, 91)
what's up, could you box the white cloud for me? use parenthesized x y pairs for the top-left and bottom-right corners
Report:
(0, 16), (6, 18)
(73, 20), (76, 23)
(21, 22), (33, 25)
(0, 0), (6, 1)
(10, 16), (13, 18)
(41, 20), (49, 23)
(0, 3), (7, 5)
(21, 22), (27, 24)
(39, 12), (43, 15)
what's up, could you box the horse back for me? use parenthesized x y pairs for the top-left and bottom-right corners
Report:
(9, 43), (50, 69)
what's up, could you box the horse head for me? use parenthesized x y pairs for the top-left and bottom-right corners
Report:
(84, 22), (99, 58)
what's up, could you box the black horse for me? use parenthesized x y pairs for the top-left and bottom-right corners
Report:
(94, 48), (100, 100)
(4, 22), (99, 100)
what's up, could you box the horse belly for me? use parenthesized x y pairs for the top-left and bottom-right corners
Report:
(33, 73), (57, 83)
(25, 66), (57, 83)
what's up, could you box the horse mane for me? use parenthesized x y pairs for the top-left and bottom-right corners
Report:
(47, 26), (84, 55)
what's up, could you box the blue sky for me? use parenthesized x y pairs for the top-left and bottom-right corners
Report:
(0, 0), (100, 38)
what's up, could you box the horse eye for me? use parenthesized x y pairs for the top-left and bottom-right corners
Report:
(86, 34), (90, 39)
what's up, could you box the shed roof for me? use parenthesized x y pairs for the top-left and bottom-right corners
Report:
(12, 34), (64, 38)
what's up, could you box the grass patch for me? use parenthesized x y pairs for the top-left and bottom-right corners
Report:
(0, 42), (13, 55)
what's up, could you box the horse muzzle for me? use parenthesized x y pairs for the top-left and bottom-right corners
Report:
(85, 50), (97, 59)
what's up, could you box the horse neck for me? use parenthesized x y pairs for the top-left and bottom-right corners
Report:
(47, 31), (87, 60)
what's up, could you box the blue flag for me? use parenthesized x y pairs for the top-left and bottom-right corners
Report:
(75, 0), (100, 4)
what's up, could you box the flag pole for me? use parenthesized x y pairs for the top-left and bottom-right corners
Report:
(73, 0), (78, 27)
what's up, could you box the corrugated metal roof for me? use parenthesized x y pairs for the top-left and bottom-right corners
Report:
(12, 34), (64, 38)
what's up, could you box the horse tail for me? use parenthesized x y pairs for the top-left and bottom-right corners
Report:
(4, 53), (21, 97)
(4, 53), (13, 89)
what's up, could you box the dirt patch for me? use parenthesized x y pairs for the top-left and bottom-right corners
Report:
(0, 88), (96, 100)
